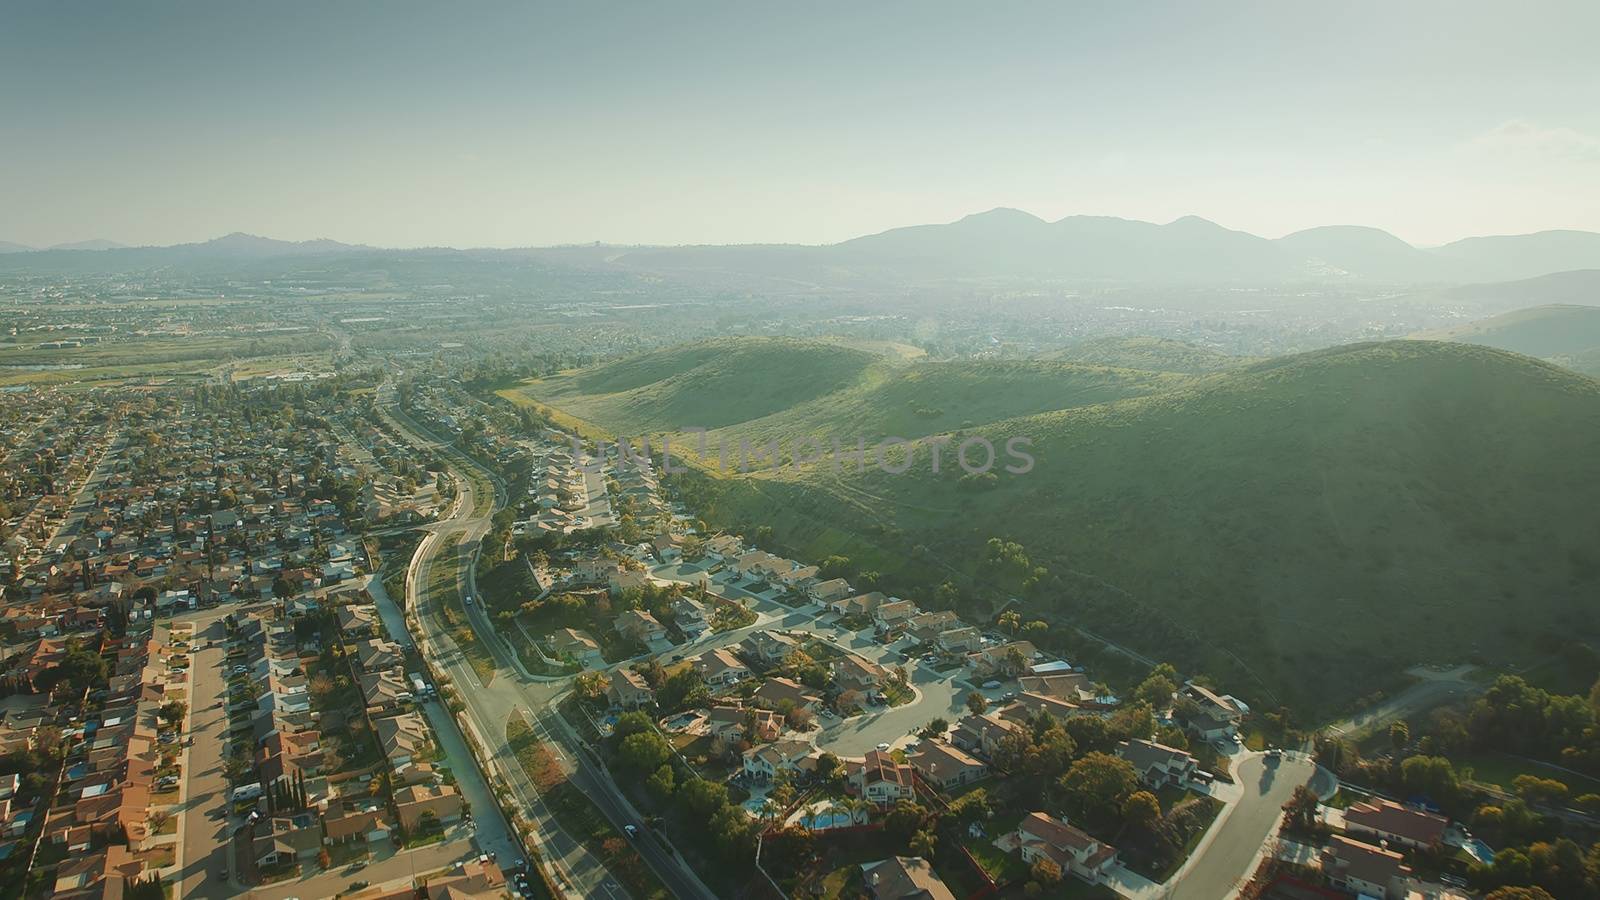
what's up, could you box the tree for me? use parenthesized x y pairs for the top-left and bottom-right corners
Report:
(815, 752), (842, 783)
(646, 764), (676, 801)
(922, 717), (950, 738)
(1483, 889), (1555, 900)
(1058, 752), (1139, 831)
(1283, 784), (1320, 833)
(909, 827), (938, 859)
(966, 691), (988, 716)
(947, 788), (992, 824)
(1512, 775), (1568, 805)
(158, 700), (187, 727)
(1390, 719), (1411, 751)
(677, 779), (729, 818)
(884, 800), (929, 844)
(1030, 856), (1063, 890)
(1135, 664), (1179, 708)
(309, 673), (335, 698)
(617, 731), (673, 773)
(998, 610), (1021, 634)
(614, 711), (653, 739)
(574, 670), (606, 702)
(1124, 790), (1162, 830)
(272, 575), (294, 599)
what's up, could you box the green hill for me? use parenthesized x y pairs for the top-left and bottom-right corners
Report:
(1417, 304), (1600, 376)
(512, 339), (1179, 446)
(1040, 336), (1253, 374)
(521, 337), (884, 432)
(510, 339), (1600, 716)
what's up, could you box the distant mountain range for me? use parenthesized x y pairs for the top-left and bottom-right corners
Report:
(0, 238), (127, 252)
(608, 210), (1600, 284)
(6, 213), (1600, 283)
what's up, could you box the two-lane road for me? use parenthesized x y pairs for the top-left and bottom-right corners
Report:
(1169, 752), (1315, 899)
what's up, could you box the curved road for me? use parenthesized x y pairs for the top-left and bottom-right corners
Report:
(1169, 752), (1315, 900)
(381, 389), (716, 900)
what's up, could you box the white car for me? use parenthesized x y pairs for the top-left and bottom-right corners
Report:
(876, 742), (891, 752)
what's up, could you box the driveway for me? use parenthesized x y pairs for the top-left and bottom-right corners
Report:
(1168, 751), (1315, 900)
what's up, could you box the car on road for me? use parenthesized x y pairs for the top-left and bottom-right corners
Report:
(982, 680), (1002, 690)
(623, 824), (639, 838)
(876, 742), (891, 752)
(349, 881), (369, 891)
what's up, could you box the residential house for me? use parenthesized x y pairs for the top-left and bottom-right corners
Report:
(424, 857), (508, 900)
(753, 677), (823, 713)
(807, 578), (853, 604)
(703, 534), (743, 561)
(1000, 691), (1085, 724)
(353, 638), (404, 674)
(613, 609), (667, 644)
(965, 641), (1037, 677)
(742, 739), (818, 782)
(738, 630), (800, 667)
(706, 705), (782, 743)
(1017, 673), (1091, 702)
(860, 856), (956, 900)
(908, 740), (988, 791)
(831, 653), (889, 693)
(950, 712), (1026, 760)
(394, 783), (465, 831)
(375, 712), (431, 770)
(608, 568), (649, 596)
(1184, 682), (1248, 723)
(1321, 835), (1415, 900)
(51, 845), (145, 899)
(828, 591), (885, 618)
(906, 610), (961, 643)
(672, 597), (709, 637)
(322, 807), (391, 845)
(549, 627), (605, 667)
(1118, 739), (1199, 789)
(335, 605), (378, 638)
(252, 816), (322, 867)
(607, 668), (655, 709)
(849, 750), (916, 805)
(693, 648), (751, 687)
(1015, 812), (1119, 884)
(360, 669), (414, 714)
(1342, 799), (1448, 851)
(872, 599), (918, 633)
(935, 626), (983, 654)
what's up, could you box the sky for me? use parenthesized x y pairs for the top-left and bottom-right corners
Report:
(3, 1), (1598, 249)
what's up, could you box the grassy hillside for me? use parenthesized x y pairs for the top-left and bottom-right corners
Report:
(1417, 305), (1600, 376)
(507, 338), (1600, 717)
(518, 337), (884, 432)
(1040, 336), (1253, 374)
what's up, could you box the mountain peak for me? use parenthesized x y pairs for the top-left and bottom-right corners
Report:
(957, 207), (1046, 226)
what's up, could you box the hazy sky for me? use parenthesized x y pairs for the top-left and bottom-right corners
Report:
(3, 1), (1598, 249)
